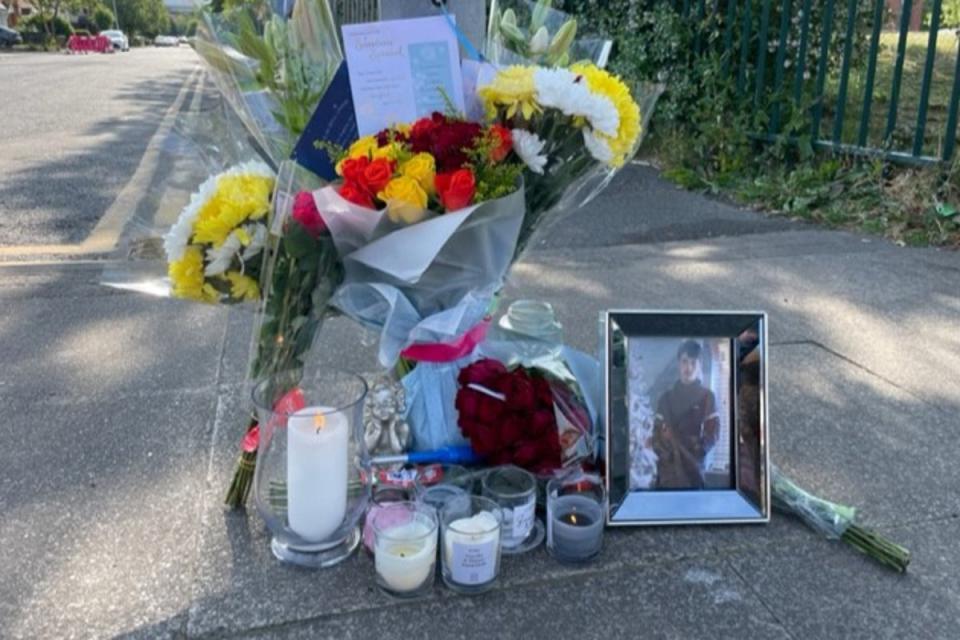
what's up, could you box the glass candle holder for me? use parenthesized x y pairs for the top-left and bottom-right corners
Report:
(372, 501), (438, 598)
(363, 484), (415, 554)
(440, 495), (503, 594)
(546, 472), (606, 564)
(251, 369), (369, 568)
(415, 464), (471, 513)
(481, 465), (544, 554)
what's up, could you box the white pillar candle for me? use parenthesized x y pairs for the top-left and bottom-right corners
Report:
(287, 406), (348, 542)
(375, 520), (437, 593)
(442, 511), (500, 586)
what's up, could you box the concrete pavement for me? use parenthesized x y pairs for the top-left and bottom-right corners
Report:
(1, 161), (959, 638)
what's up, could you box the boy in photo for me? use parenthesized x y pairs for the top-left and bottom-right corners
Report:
(652, 340), (721, 489)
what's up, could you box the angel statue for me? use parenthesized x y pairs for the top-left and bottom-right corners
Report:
(363, 376), (412, 456)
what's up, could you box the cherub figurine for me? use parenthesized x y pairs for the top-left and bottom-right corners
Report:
(363, 376), (412, 455)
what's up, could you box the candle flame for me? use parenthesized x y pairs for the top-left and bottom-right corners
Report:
(313, 414), (326, 431)
(569, 513), (578, 525)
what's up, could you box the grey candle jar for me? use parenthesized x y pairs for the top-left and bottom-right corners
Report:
(546, 472), (606, 564)
(481, 465), (544, 554)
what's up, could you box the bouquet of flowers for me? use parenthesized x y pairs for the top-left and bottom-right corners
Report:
(455, 357), (592, 475)
(486, 0), (612, 68)
(772, 466), (911, 572)
(162, 161), (274, 304)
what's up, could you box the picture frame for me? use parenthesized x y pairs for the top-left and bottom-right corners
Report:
(602, 310), (770, 526)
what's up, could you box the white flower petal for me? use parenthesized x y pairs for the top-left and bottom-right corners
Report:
(511, 128), (548, 175)
(533, 67), (620, 137)
(163, 160), (274, 263)
(583, 128), (613, 164)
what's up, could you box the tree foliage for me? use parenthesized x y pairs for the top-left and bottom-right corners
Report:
(115, 0), (170, 37)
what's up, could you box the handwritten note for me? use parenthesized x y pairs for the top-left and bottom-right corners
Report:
(342, 16), (465, 136)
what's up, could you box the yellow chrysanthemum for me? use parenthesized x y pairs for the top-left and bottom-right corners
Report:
(346, 135), (379, 159)
(478, 65), (539, 120)
(169, 246), (219, 303)
(400, 153), (436, 194)
(571, 63), (641, 167)
(224, 271), (260, 302)
(192, 174), (272, 246)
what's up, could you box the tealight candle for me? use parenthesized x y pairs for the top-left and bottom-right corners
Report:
(372, 502), (438, 598)
(546, 473), (606, 564)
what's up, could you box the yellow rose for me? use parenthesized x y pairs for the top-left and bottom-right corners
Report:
(400, 153), (436, 194)
(372, 142), (403, 161)
(346, 135), (378, 159)
(378, 176), (428, 224)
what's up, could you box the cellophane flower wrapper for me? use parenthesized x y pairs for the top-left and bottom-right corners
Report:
(100, 103), (275, 303)
(315, 181), (527, 367)
(486, 0), (613, 69)
(193, 0), (342, 167)
(771, 465), (856, 539)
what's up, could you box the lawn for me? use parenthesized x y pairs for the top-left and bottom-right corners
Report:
(821, 30), (959, 160)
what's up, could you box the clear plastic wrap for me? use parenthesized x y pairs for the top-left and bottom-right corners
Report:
(315, 180), (527, 366)
(193, 0), (342, 167)
(771, 465), (855, 539)
(486, 0), (612, 68)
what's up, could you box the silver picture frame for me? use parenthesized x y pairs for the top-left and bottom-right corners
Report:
(602, 310), (770, 526)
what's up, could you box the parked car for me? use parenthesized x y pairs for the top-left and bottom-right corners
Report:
(0, 26), (22, 48)
(153, 35), (179, 47)
(100, 29), (129, 52)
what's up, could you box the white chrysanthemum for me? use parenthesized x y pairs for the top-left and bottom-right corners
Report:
(164, 173), (217, 263)
(583, 129), (613, 164)
(163, 160), (274, 263)
(204, 231), (243, 276)
(241, 223), (268, 261)
(533, 67), (620, 137)
(511, 129), (548, 174)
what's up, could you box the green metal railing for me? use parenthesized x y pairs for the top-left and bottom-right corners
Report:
(711, 0), (960, 165)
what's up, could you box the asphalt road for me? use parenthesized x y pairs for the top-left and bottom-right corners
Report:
(0, 48), (200, 248)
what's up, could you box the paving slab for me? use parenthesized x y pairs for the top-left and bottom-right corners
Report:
(240, 558), (791, 640)
(0, 279), (229, 401)
(0, 391), (217, 639)
(728, 518), (960, 639)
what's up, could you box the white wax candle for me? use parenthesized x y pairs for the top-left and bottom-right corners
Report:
(287, 406), (348, 542)
(443, 511), (500, 586)
(375, 520), (437, 592)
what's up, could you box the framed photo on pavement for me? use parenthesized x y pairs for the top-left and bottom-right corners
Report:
(602, 310), (770, 526)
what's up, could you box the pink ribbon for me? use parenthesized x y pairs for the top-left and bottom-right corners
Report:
(399, 317), (492, 363)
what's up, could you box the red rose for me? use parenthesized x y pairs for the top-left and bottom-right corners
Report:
(513, 442), (541, 467)
(502, 369), (536, 413)
(363, 158), (395, 194)
(432, 120), (483, 171)
(530, 408), (556, 437)
(291, 190), (326, 238)
(339, 180), (374, 208)
(458, 358), (507, 387)
(409, 116), (440, 153)
(435, 169), (477, 212)
(534, 377), (554, 407)
(375, 128), (408, 147)
(500, 415), (525, 447)
(471, 424), (500, 456)
(489, 124), (512, 162)
(339, 156), (370, 185)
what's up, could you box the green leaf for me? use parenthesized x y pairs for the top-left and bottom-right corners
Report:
(282, 223), (316, 259)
